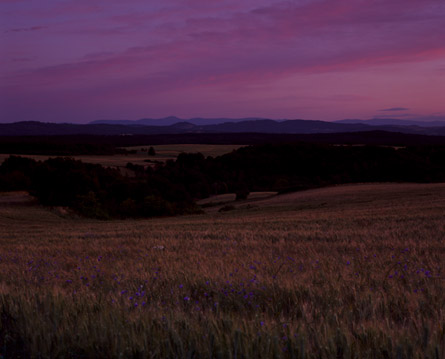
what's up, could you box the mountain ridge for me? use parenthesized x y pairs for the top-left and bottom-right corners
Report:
(336, 117), (445, 127)
(2, 119), (445, 136)
(90, 117), (273, 126)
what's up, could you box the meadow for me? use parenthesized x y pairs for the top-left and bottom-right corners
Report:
(0, 183), (444, 358)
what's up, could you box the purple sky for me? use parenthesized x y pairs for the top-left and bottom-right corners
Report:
(1, 0), (445, 123)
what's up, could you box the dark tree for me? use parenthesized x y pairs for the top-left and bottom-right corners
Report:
(235, 186), (250, 201)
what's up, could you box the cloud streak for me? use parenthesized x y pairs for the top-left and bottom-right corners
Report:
(1, 0), (445, 122)
(380, 108), (410, 112)
(5, 26), (46, 33)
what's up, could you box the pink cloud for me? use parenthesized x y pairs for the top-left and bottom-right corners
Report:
(1, 0), (445, 122)
(5, 26), (46, 33)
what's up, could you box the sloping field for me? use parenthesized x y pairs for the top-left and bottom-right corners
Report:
(0, 183), (444, 358)
(247, 182), (445, 211)
(204, 183), (445, 214)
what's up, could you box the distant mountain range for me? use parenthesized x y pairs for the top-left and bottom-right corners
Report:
(2, 118), (445, 136)
(336, 117), (445, 127)
(90, 116), (273, 126)
(92, 116), (445, 128)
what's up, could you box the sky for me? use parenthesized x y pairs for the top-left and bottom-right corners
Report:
(1, 0), (445, 124)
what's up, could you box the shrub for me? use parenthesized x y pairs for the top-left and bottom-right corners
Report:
(219, 204), (235, 212)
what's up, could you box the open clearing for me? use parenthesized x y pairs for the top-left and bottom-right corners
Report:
(0, 183), (444, 358)
(0, 144), (243, 169)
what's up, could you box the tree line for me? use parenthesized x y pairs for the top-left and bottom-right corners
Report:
(1, 143), (445, 218)
(3, 130), (445, 155)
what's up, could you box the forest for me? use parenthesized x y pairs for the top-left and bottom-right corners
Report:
(1, 143), (445, 218)
(3, 130), (445, 156)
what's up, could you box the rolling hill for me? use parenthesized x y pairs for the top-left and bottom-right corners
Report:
(2, 118), (445, 136)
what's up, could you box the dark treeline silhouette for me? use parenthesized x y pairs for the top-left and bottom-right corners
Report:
(1, 143), (445, 218)
(154, 144), (445, 198)
(0, 156), (200, 218)
(0, 136), (129, 155)
(3, 131), (445, 155)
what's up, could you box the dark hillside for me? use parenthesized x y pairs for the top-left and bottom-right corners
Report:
(1, 143), (445, 218)
(2, 131), (445, 156)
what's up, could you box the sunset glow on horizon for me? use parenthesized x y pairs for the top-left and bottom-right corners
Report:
(1, 0), (445, 123)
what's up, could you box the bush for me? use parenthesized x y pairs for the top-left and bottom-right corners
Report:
(235, 188), (250, 201)
(74, 192), (109, 219)
(142, 195), (174, 217)
(219, 204), (235, 212)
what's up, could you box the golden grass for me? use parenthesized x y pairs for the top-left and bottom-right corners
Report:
(0, 183), (444, 358)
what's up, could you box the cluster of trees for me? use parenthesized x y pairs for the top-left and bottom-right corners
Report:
(1, 143), (445, 218)
(149, 144), (445, 198)
(0, 137), (130, 155)
(0, 156), (200, 219)
(4, 131), (445, 154)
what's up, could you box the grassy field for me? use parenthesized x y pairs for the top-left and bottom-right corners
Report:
(197, 192), (277, 207)
(0, 183), (444, 358)
(0, 144), (243, 169)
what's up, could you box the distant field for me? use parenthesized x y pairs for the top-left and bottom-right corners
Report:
(0, 183), (444, 358)
(0, 143), (244, 168)
(124, 143), (244, 160)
